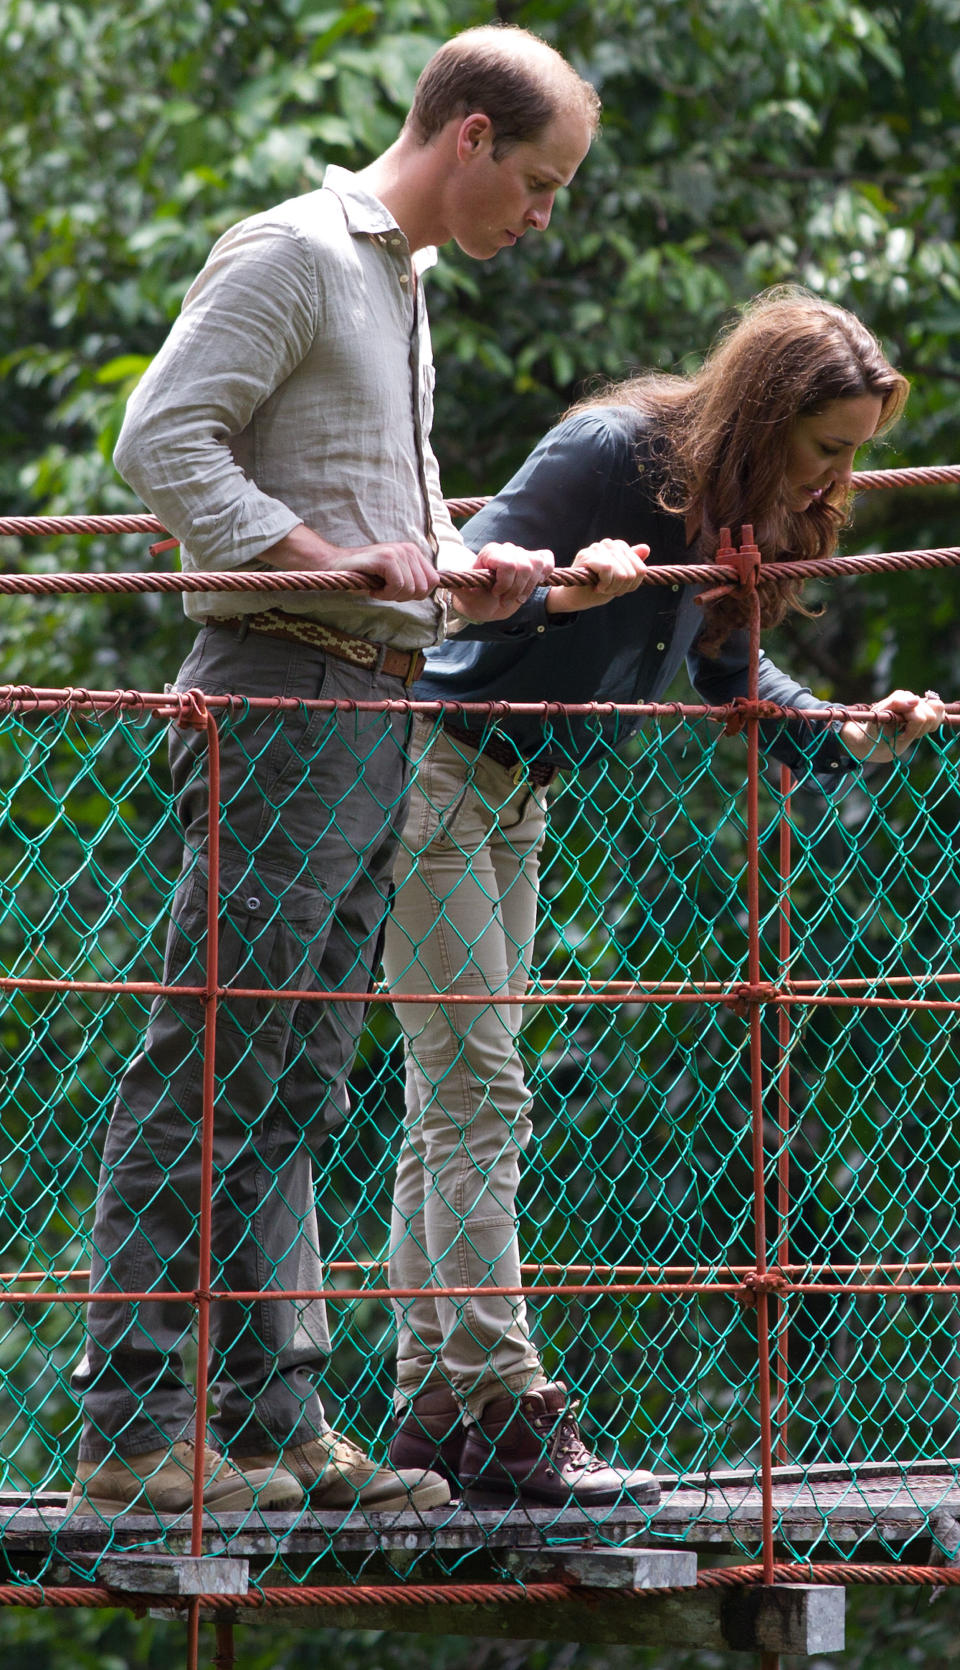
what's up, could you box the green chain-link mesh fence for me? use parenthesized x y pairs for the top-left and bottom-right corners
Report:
(1, 675), (957, 1594)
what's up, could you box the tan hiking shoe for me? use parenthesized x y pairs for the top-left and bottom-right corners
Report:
(65, 1440), (303, 1517)
(240, 1428), (450, 1511)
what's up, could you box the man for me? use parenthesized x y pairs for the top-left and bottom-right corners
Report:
(67, 24), (599, 1520)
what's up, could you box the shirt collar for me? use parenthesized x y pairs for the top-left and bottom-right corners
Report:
(323, 164), (437, 275)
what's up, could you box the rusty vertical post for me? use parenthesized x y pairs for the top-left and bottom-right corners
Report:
(187, 1598), (201, 1670)
(188, 706), (222, 1670)
(773, 764), (794, 1467)
(213, 1615), (236, 1669)
(730, 525), (777, 1587)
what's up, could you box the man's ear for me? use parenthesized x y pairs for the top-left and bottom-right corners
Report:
(455, 112), (495, 161)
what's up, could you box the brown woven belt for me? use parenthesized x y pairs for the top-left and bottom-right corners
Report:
(211, 609), (426, 686)
(442, 719), (558, 787)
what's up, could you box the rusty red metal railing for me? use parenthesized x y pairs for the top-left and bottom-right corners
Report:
(1, 497), (959, 1670)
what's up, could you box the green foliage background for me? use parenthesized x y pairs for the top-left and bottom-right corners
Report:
(4, 0), (960, 705)
(2, 0), (960, 1665)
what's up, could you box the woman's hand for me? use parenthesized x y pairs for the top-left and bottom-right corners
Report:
(450, 541), (555, 622)
(545, 539), (651, 615)
(839, 688), (946, 762)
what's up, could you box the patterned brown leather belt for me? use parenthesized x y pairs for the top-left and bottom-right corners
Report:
(211, 608), (426, 686)
(442, 719), (558, 787)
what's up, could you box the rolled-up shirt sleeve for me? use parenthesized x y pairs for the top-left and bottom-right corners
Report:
(436, 411), (635, 637)
(113, 221), (319, 568)
(690, 634), (858, 783)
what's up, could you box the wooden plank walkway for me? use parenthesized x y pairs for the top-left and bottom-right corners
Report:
(2, 1464), (957, 1574)
(5, 1470), (957, 1653)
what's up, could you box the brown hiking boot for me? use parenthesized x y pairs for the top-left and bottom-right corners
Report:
(389, 1387), (465, 1491)
(65, 1440), (303, 1518)
(459, 1382), (661, 1509)
(239, 1427), (450, 1512)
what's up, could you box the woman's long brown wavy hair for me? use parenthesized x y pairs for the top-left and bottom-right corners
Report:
(570, 287), (909, 653)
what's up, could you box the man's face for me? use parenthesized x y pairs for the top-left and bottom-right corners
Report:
(445, 109), (593, 260)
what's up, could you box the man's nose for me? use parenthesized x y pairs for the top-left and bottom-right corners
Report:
(526, 197), (554, 232)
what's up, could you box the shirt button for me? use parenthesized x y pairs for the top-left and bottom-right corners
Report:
(399, 273), (409, 284)
(672, 584), (680, 592)
(656, 641), (665, 651)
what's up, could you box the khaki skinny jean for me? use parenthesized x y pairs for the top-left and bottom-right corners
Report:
(383, 719), (550, 1417)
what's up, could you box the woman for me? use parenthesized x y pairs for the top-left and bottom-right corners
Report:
(382, 288), (944, 1509)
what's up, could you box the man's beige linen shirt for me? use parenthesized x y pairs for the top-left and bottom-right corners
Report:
(113, 167), (466, 649)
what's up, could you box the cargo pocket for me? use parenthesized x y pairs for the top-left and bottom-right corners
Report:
(165, 867), (330, 1043)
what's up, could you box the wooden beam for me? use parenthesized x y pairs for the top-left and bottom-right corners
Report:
(236, 1583), (845, 1652)
(506, 1547), (697, 1589)
(76, 1553), (249, 1596)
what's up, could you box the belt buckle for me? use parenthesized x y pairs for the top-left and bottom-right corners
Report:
(511, 758), (526, 787)
(404, 651), (423, 688)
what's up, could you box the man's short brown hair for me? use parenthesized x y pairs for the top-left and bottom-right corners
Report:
(406, 24), (600, 159)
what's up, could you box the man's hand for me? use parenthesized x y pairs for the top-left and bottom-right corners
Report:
(839, 687), (946, 762)
(545, 539), (650, 615)
(261, 523), (440, 601)
(451, 541), (555, 623)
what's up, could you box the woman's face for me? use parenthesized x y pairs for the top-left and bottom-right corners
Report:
(784, 393), (883, 512)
